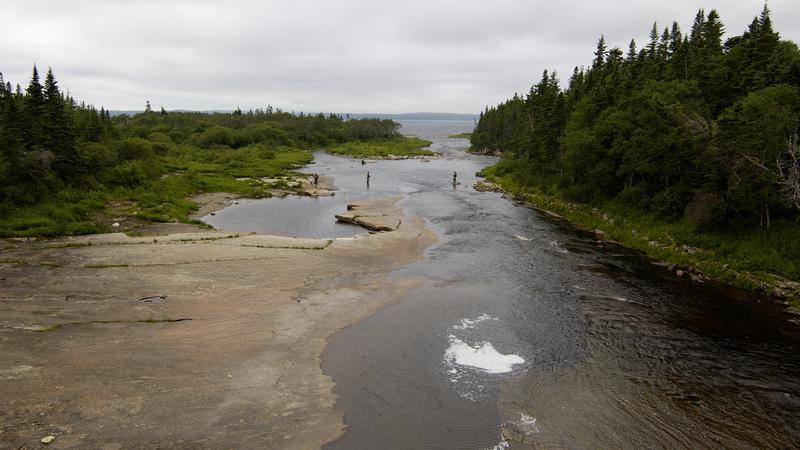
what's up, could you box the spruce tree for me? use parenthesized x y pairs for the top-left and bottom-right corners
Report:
(43, 67), (77, 178)
(647, 23), (659, 58)
(24, 65), (46, 148)
(703, 10), (725, 56)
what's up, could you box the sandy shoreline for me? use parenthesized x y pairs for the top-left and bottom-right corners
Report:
(0, 195), (437, 449)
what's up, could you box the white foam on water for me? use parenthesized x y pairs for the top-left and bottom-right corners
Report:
(513, 234), (531, 241)
(491, 440), (510, 450)
(444, 335), (525, 374)
(516, 413), (540, 434)
(549, 240), (569, 254)
(452, 313), (497, 330)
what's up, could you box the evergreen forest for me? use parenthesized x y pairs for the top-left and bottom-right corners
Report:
(473, 6), (800, 291)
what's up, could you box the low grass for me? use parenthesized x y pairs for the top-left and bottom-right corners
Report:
(325, 137), (434, 158)
(479, 163), (800, 301)
(0, 146), (313, 238)
(448, 132), (472, 139)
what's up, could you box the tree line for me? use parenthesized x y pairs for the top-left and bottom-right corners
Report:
(0, 68), (402, 209)
(472, 6), (800, 228)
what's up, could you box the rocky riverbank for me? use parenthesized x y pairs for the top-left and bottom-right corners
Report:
(475, 178), (800, 311)
(0, 196), (436, 448)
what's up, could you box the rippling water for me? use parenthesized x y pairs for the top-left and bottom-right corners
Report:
(207, 119), (800, 448)
(325, 120), (800, 449)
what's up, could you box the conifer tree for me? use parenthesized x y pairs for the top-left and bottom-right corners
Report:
(647, 23), (659, 58)
(24, 65), (46, 148)
(593, 36), (607, 69)
(43, 67), (77, 177)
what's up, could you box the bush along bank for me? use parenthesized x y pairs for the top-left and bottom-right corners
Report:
(478, 165), (800, 306)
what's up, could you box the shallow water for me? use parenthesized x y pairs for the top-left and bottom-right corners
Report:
(322, 120), (800, 449)
(201, 195), (365, 238)
(206, 119), (800, 448)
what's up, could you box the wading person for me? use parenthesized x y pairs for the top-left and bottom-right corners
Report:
(366, 171), (371, 187)
(313, 173), (319, 186)
(452, 171), (457, 185)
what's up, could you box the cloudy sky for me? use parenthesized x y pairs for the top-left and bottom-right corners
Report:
(2, 1), (798, 114)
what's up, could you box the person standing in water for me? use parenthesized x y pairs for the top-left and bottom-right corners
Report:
(313, 173), (319, 186)
(366, 171), (371, 187)
(452, 171), (457, 185)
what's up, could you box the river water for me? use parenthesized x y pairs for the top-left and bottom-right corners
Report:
(206, 120), (800, 449)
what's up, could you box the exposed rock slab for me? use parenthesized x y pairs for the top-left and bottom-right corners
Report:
(189, 192), (240, 219)
(301, 174), (336, 197)
(335, 197), (404, 232)
(335, 213), (401, 232)
(0, 195), (436, 449)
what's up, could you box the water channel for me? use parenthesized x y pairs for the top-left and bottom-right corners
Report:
(205, 120), (800, 449)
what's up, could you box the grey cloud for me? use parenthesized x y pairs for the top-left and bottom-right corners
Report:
(1, 0), (798, 113)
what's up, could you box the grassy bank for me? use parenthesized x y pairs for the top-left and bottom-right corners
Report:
(479, 163), (800, 303)
(325, 137), (434, 158)
(0, 146), (311, 237)
(448, 132), (472, 139)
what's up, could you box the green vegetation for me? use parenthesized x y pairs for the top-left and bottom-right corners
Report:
(474, 6), (800, 296)
(0, 70), (407, 237)
(448, 132), (472, 139)
(325, 136), (434, 158)
(482, 163), (799, 300)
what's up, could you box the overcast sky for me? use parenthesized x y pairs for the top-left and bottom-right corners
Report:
(2, 1), (798, 114)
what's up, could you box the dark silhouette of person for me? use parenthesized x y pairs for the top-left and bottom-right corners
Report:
(452, 171), (457, 184)
(313, 173), (319, 186)
(366, 171), (371, 187)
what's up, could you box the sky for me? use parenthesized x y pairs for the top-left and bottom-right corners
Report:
(2, 1), (799, 114)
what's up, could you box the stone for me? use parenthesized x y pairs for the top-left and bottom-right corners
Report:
(41, 436), (55, 444)
(676, 270), (685, 277)
(111, 222), (120, 228)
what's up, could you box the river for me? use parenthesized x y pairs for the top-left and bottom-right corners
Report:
(205, 119), (800, 449)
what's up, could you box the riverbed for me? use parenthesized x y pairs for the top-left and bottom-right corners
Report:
(204, 119), (800, 448)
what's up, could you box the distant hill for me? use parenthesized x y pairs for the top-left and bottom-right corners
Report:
(109, 110), (478, 121)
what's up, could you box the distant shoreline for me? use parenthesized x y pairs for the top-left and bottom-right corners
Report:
(109, 110), (479, 121)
